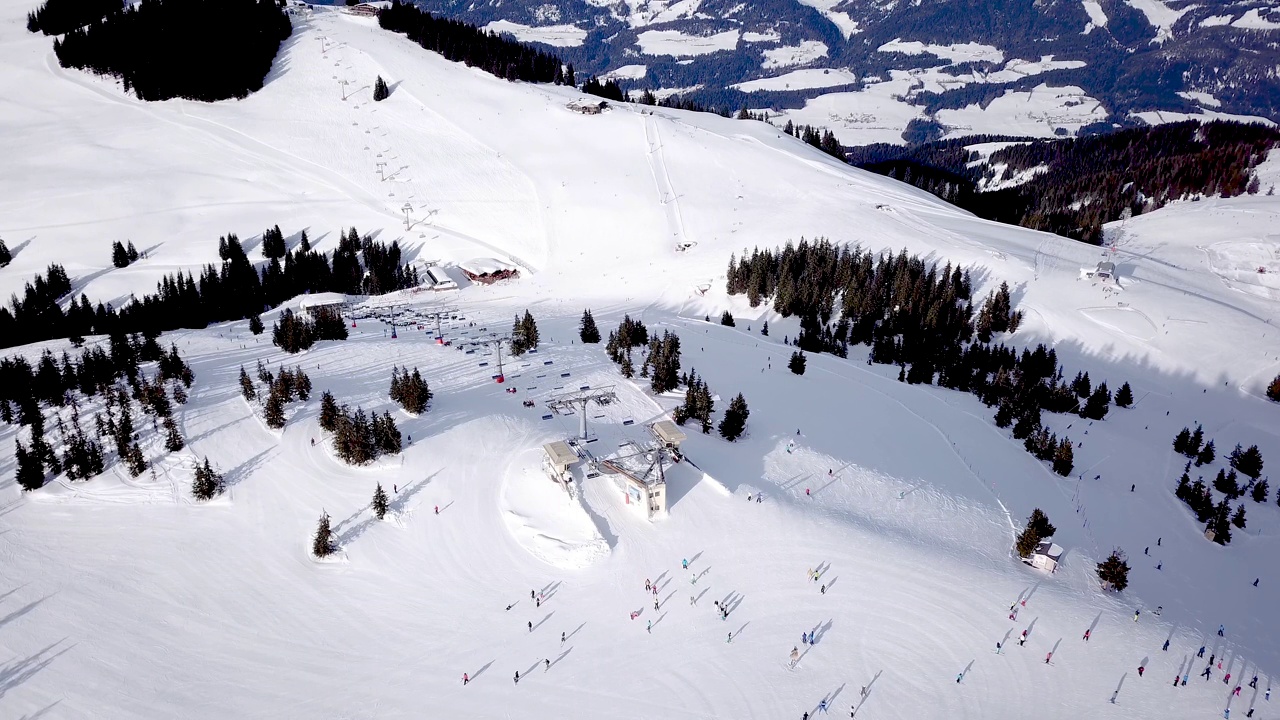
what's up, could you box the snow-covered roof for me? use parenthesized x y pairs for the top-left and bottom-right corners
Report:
(459, 257), (516, 275)
(652, 420), (687, 445)
(1034, 540), (1064, 559)
(1096, 261), (1116, 273)
(299, 292), (346, 309)
(543, 441), (579, 468)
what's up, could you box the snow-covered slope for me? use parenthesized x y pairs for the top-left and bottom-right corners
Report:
(2, 4), (1279, 719)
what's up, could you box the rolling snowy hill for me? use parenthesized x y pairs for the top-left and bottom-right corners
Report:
(1, 2), (1279, 718)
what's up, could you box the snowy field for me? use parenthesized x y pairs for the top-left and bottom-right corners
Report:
(483, 20), (588, 48)
(731, 68), (858, 93)
(636, 29), (741, 57)
(760, 40), (829, 69)
(2, 2), (1280, 718)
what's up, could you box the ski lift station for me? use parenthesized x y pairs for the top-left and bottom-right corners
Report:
(1080, 260), (1117, 282)
(1025, 539), (1064, 573)
(650, 420), (686, 453)
(422, 265), (458, 292)
(542, 440), (579, 492)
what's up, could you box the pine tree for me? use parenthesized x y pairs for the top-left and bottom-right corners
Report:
(579, 309), (600, 343)
(239, 366), (256, 402)
(1014, 508), (1055, 557)
(192, 457), (223, 500)
(1230, 444), (1264, 479)
(788, 351), (806, 375)
(1267, 374), (1280, 402)
(126, 240), (139, 262)
(163, 416), (185, 452)
(720, 311), (735, 327)
(319, 391), (339, 432)
(1173, 427), (1191, 455)
(1052, 437), (1074, 476)
(312, 511), (335, 557)
(1251, 478), (1269, 503)
(1231, 503), (1247, 529)
(111, 240), (130, 268)
(1211, 499), (1233, 544)
(1070, 371), (1091, 398)
(1080, 382), (1111, 420)
(170, 380), (188, 405)
(620, 353), (634, 379)
(1096, 549), (1130, 591)
(0, 237), (11, 267)
(718, 393), (749, 442)
(264, 387), (286, 429)
(248, 314), (264, 335)
(761, 320), (769, 336)
(1114, 381), (1133, 408)
(124, 441), (146, 477)
(373, 483), (389, 520)
(1187, 424), (1204, 457)
(373, 75), (389, 101)
(1195, 439), (1215, 467)
(14, 439), (45, 491)
(994, 401), (1014, 428)
(1213, 468), (1240, 498)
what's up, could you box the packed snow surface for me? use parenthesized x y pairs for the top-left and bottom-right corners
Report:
(1, 2), (1279, 719)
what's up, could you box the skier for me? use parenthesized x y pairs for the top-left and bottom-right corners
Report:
(1157, 537), (1161, 546)
(806, 488), (811, 497)
(690, 596), (696, 606)
(647, 620), (652, 634)
(1266, 687), (1271, 700)
(1199, 646), (1206, 658)
(1157, 563), (1162, 570)
(434, 506), (439, 515)
(1083, 629), (1091, 642)
(310, 438), (315, 447)
(1235, 686), (1242, 697)
(1045, 652), (1052, 664)
(1145, 547), (1149, 555)
(1211, 654), (1216, 665)
(1131, 484), (1136, 492)
(646, 579), (651, 592)
(654, 599), (659, 611)
(1225, 673), (1232, 685)
(545, 659), (550, 672)
(514, 671), (520, 685)
(536, 598), (541, 608)
(821, 584), (826, 594)
(1219, 624), (1226, 637)
(1247, 709), (1254, 718)
(790, 646), (800, 668)
(682, 559), (688, 570)
(802, 632), (808, 646)
(531, 590), (536, 600)
(1163, 639), (1170, 651)
(1173, 675), (1179, 687)
(1110, 691), (1118, 704)
(1250, 676), (1258, 689)
(809, 631), (815, 644)
(462, 673), (469, 685)
(1183, 673), (1189, 686)
(561, 631), (566, 645)
(727, 632), (732, 643)
(1138, 665), (1145, 677)
(691, 573), (697, 585)
(819, 699), (828, 713)
(1134, 609), (1141, 622)
(505, 604), (513, 611)
(996, 642), (1002, 654)
(757, 495), (762, 504)
(1203, 667), (1213, 679)
(528, 621), (532, 632)
(1254, 578), (1260, 587)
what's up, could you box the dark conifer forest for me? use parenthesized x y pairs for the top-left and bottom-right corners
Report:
(26, 0), (121, 35)
(0, 227), (418, 350)
(845, 121), (1280, 244)
(52, 0), (291, 102)
(728, 239), (1122, 474)
(378, 0), (562, 83)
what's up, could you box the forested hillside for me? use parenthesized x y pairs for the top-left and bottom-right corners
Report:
(847, 121), (1280, 243)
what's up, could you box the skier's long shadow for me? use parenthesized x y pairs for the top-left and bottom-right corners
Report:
(533, 612), (555, 632)
(694, 588), (709, 604)
(1025, 617), (1040, 637)
(523, 659), (542, 677)
(654, 570), (668, 585)
(824, 576), (839, 592)
(851, 670), (882, 717)
(548, 647), (573, 670)
(471, 660), (494, 681)
(814, 619), (834, 643)
(689, 551), (704, 566)
(566, 622), (586, 642)
(652, 612), (668, 629)
(1087, 611), (1103, 636)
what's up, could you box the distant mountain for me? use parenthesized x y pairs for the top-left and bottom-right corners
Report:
(415, 0), (1280, 143)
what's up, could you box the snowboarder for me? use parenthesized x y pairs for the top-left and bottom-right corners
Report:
(630, 611), (638, 620)
(1138, 665), (1145, 677)
(1247, 709), (1254, 718)
(462, 673), (469, 685)
(1157, 563), (1162, 570)
(1083, 629), (1091, 642)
